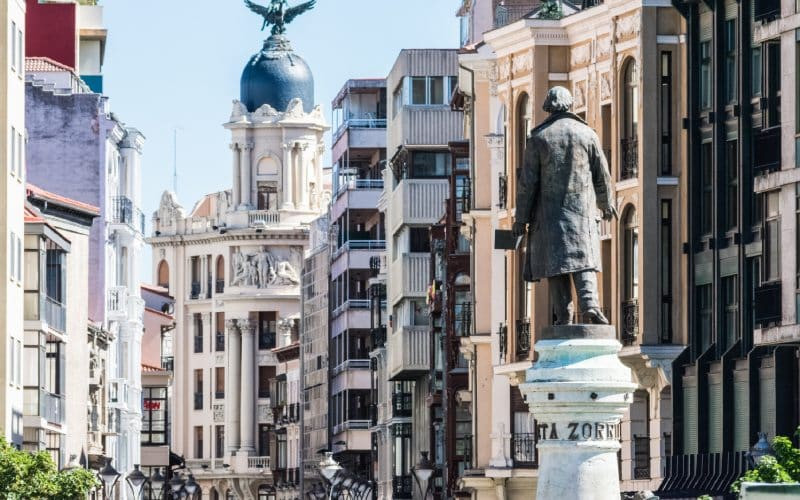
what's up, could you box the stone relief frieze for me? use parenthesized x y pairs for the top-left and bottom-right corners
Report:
(498, 59), (511, 81)
(616, 12), (641, 41)
(231, 247), (301, 288)
(600, 73), (612, 101)
(596, 36), (612, 61)
(512, 52), (533, 75)
(573, 81), (587, 109)
(571, 44), (591, 68)
(258, 404), (273, 423)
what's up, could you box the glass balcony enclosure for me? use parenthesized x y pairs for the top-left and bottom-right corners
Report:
(24, 232), (68, 334)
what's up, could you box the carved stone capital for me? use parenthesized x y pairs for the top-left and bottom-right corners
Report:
(225, 319), (239, 331)
(238, 319), (256, 336)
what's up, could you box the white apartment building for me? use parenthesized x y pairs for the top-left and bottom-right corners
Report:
(0, 0), (26, 449)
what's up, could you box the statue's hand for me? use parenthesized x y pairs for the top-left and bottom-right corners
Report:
(512, 221), (528, 238)
(602, 206), (618, 221)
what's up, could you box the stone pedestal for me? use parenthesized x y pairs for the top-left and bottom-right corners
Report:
(519, 325), (635, 500)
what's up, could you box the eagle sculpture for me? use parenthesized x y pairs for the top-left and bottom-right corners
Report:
(244, 0), (317, 36)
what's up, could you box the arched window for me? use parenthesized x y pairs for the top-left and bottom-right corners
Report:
(157, 260), (169, 290)
(621, 206), (639, 341)
(226, 490), (236, 500)
(210, 488), (219, 500)
(215, 255), (225, 294)
(621, 59), (639, 179)
(516, 93), (531, 173)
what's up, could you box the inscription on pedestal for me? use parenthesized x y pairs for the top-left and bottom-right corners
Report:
(537, 421), (621, 441)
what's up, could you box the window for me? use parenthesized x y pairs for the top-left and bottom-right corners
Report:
(157, 260), (169, 289)
(763, 40), (781, 128)
(257, 183), (278, 211)
(621, 59), (639, 180)
(753, 45), (763, 96)
(409, 227), (430, 253)
(277, 433), (287, 469)
(392, 85), (402, 117)
(258, 424), (270, 456)
(411, 77), (427, 105)
(660, 201), (673, 343)
(10, 21), (16, 72)
(393, 423), (413, 476)
(258, 366), (274, 398)
(193, 314), (203, 353)
(194, 426), (203, 459)
(763, 191), (781, 282)
(215, 426), (224, 459)
(194, 369), (203, 410)
(700, 42), (712, 110)
(10, 127), (15, 176)
(142, 387), (168, 445)
(516, 93), (531, 174)
(216, 312), (225, 351)
(725, 140), (738, 231)
(16, 130), (23, 178)
(449, 77), (458, 100)
(430, 77), (444, 104)
(9, 232), (15, 282)
(660, 52), (673, 175)
(411, 151), (451, 178)
(410, 299), (428, 326)
(258, 311), (276, 349)
(623, 207), (639, 301)
(17, 28), (22, 76)
(697, 284), (713, 353)
(700, 142), (713, 236)
(215, 367), (225, 399)
(408, 76), (453, 106)
(722, 275), (739, 350)
(725, 20), (737, 103)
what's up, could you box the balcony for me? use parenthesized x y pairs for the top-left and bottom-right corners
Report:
(754, 0), (780, 22)
(190, 282), (201, 300)
(633, 435), (650, 479)
(247, 456), (271, 470)
(24, 388), (65, 426)
(26, 293), (66, 334)
(332, 298), (370, 318)
(498, 173), (508, 209)
(620, 137), (638, 180)
(755, 281), (781, 326)
(331, 180), (384, 220)
(658, 452), (748, 498)
(215, 279), (225, 294)
(249, 210), (280, 227)
(388, 326), (430, 380)
(107, 286), (128, 321)
(455, 302), (472, 337)
(511, 433), (537, 468)
(392, 475), (413, 499)
(372, 326), (387, 349)
(215, 332), (225, 352)
(388, 179), (448, 234)
(331, 240), (387, 273)
(332, 419), (371, 435)
(194, 335), (203, 353)
(110, 196), (145, 234)
(494, 4), (534, 28)
(389, 253), (430, 303)
(622, 299), (639, 344)
(194, 393), (203, 410)
(515, 319), (530, 362)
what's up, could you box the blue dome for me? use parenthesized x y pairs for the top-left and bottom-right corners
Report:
(241, 35), (314, 114)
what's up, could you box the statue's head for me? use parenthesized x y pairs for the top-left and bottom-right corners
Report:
(542, 86), (573, 114)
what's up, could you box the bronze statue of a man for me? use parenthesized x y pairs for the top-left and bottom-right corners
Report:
(512, 87), (616, 325)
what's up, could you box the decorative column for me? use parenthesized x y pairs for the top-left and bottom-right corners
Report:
(297, 142), (309, 210)
(519, 325), (635, 500)
(230, 143), (241, 209)
(239, 319), (257, 455)
(239, 143), (253, 210)
(226, 319), (242, 453)
(281, 143), (294, 210)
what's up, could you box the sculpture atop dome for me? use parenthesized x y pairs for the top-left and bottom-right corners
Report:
(244, 0), (316, 36)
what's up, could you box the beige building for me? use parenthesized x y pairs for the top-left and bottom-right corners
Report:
(0, 0), (26, 448)
(456, 1), (688, 497)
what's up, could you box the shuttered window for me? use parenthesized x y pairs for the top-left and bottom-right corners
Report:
(733, 369), (749, 452)
(708, 374), (723, 453)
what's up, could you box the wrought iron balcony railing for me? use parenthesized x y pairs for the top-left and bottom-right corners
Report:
(215, 331), (225, 352)
(391, 393), (413, 418)
(110, 196), (145, 234)
(392, 475), (413, 499)
(193, 393), (203, 410)
(498, 173), (508, 209)
(498, 322), (508, 363)
(511, 432), (537, 468)
(620, 137), (638, 180)
(190, 282), (201, 300)
(515, 319), (531, 361)
(622, 299), (639, 344)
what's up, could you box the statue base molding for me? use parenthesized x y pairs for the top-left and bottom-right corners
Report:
(519, 325), (635, 500)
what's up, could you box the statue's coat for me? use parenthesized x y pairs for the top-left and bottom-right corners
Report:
(516, 112), (613, 281)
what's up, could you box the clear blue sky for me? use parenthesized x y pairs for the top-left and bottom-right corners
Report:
(102, 0), (460, 220)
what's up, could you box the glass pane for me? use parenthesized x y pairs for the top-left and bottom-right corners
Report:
(411, 77), (427, 105)
(430, 77), (444, 104)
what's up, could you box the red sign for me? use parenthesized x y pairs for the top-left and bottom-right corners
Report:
(143, 399), (161, 411)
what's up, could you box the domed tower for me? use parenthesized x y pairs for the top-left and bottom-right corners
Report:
(224, 0), (328, 223)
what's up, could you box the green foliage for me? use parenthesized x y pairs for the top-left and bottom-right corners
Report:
(539, 0), (563, 20)
(0, 437), (99, 500)
(697, 496), (713, 500)
(731, 428), (800, 495)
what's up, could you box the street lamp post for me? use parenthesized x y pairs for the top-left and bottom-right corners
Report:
(412, 451), (434, 500)
(318, 452), (343, 500)
(149, 468), (167, 499)
(126, 464), (149, 500)
(98, 458), (122, 500)
(748, 432), (773, 467)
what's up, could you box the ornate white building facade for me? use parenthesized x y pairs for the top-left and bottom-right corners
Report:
(148, 96), (328, 499)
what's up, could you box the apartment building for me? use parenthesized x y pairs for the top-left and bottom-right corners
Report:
(0, 0), (26, 448)
(25, 0), (107, 92)
(454, 1), (689, 497)
(374, 49), (463, 499)
(328, 79), (387, 480)
(300, 216), (331, 495)
(661, 0), (800, 496)
(147, 24), (328, 497)
(23, 185), (98, 468)
(25, 58), (147, 490)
